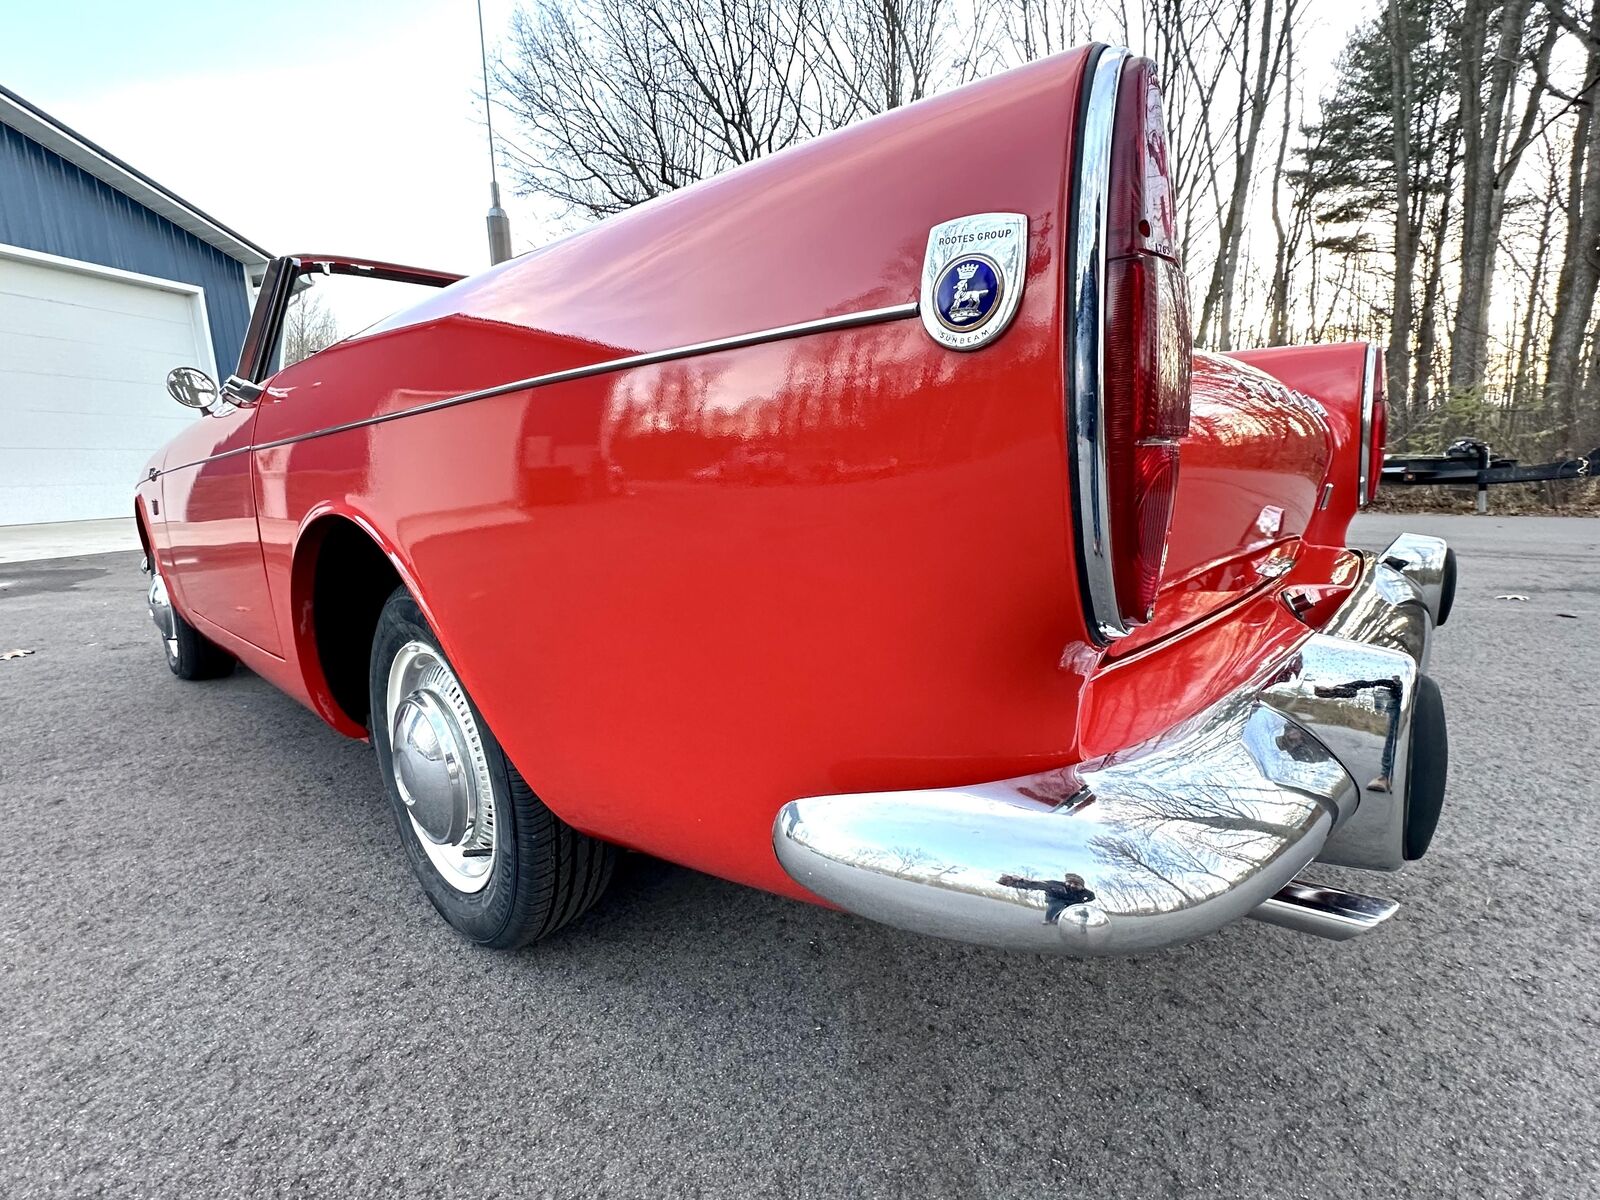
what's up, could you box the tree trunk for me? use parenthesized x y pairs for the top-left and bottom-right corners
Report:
(1415, 149), (1458, 420)
(1583, 314), (1600, 449)
(1543, 13), (1600, 453)
(1197, 0), (1288, 350)
(1266, 22), (1294, 344)
(1512, 176), (1556, 419)
(1448, 0), (1545, 396)
(1386, 0), (1416, 418)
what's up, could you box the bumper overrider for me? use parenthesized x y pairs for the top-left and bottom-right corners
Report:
(773, 534), (1455, 955)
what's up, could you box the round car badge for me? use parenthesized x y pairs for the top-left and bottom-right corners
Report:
(933, 255), (1003, 334)
(920, 213), (1027, 351)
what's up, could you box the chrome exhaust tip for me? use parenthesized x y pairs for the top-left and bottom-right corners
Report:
(1251, 881), (1399, 941)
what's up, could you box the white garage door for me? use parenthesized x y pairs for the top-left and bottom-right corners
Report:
(0, 245), (215, 526)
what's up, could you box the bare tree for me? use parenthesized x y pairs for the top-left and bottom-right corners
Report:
(1543, 1), (1600, 451)
(1385, 0), (1416, 417)
(1146, 0), (1236, 277)
(1506, 134), (1561, 419)
(1448, 0), (1557, 396)
(1264, 6), (1304, 345)
(1195, 0), (1298, 350)
(281, 291), (341, 368)
(1412, 137), (1459, 416)
(993, 0), (1088, 61)
(812, 0), (966, 114)
(494, 0), (826, 219)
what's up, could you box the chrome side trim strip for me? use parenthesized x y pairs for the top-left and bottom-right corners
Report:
(156, 301), (919, 477)
(1357, 343), (1377, 507)
(161, 444), (255, 474)
(1067, 45), (1130, 643)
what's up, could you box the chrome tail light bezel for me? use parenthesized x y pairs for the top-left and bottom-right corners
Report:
(1358, 343), (1377, 507)
(1066, 44), (1130, 644)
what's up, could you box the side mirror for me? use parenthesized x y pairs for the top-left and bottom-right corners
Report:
(166, 366), (218, 413)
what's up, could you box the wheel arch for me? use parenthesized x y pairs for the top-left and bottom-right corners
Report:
(289, 505), (440, 738)
(133, 499), (154, 563)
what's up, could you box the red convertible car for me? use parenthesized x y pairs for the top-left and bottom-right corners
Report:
(138, 44), (1452, 954)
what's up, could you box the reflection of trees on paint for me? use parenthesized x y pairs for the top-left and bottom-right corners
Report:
(600, 271), (1059, 487)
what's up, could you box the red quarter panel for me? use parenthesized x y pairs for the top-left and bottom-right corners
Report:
(248, 51), (1099, 898)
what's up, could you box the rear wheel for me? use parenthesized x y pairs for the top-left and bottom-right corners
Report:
(368, 587), (614, 948)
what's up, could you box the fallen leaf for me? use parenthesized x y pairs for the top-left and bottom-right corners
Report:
(1556, 612), (1578, 619)
(1495, 594), (1530, 602)
(0, 648), (34, 660)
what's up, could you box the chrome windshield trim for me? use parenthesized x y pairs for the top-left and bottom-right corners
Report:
(1068, 45), (1130, 643)
(155, 301), (920, 478)
(1358, 343), (1377, 507)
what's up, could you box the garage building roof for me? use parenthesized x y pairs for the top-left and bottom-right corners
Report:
(0, 82), (270, 271)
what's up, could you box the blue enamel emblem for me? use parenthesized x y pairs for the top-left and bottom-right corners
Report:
(933, 255), (1003, 333)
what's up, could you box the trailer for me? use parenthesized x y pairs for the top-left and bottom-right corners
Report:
(1382, 438), (1599, 512)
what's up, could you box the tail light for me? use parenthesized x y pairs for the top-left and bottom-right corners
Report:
(1068, 48), (1193, 641)
(1360, 346), (1386, 506)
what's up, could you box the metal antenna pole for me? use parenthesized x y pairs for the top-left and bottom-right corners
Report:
(479, 0), (513, 264)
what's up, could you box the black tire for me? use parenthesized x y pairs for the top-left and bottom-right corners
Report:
(368, 587), (614, 948)
(165, 602), (235, 681)
(1403, 674), (1449, 860)
(1436, 548), (1458, 626)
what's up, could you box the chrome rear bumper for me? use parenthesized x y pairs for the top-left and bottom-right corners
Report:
(773, 534), (1451, 955)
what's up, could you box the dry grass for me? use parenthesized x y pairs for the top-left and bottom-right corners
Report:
(1368, 477), (1600, 516)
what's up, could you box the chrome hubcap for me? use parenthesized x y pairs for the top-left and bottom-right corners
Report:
(386, 641), (496, 893)
(147, 572), (178, 661)
(392, 691), (472, 844)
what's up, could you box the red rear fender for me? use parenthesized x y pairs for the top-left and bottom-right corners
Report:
(1227, 342), (1381, 549)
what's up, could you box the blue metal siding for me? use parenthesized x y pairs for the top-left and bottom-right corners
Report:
(0, 122), (251, 374)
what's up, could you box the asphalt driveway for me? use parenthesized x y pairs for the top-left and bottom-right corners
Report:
(2, 513), (1596, 1199)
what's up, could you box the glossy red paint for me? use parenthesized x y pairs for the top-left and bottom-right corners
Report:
(137, 47), (1380, 903)
(1105, 351), (1332, 658)
(152, 404), (282, 656)
(1227, 341), (1374, 550)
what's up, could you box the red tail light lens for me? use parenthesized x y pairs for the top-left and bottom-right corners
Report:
(1102, 253), (1191, 622)
(1101, 57), (1193, 629)
(1108, 58), (1179, 261)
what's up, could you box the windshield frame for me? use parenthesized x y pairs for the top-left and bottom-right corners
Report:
(235, 255), (465, 384)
